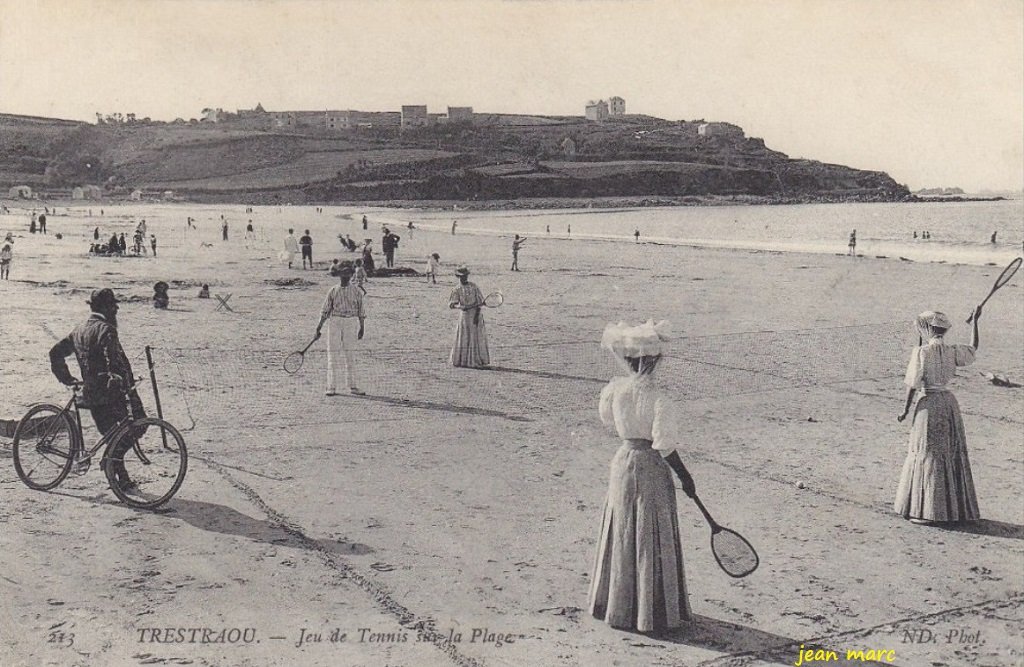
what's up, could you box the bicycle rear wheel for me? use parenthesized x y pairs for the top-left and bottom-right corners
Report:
(13, 404), (77, 490)
(105, 418), (188, 509)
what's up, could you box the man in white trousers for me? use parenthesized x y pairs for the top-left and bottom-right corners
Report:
(314, 266), (366, 396)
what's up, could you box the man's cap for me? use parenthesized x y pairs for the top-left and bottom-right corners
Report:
(87, 288), (118, 308)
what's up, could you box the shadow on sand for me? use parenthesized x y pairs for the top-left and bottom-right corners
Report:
(486, 365), (606, 384)
(938, 519), (1024, 540)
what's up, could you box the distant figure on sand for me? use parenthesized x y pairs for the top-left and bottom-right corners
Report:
(634, 229), (640, 243)
(150, 235), (157, 256)
(221, 218), (229, 241)
(38, 213), (47, 234)
(1, 243), (12, 280)
(448, 266), (489, 368)
(284, 229), (300, 269)
(362, 215), (368, 231)
(895, 309), (983, 525)
(198, 284), (210, 299)
(382, 229), (400, 268)
(451, 220), (458, 235)
(426, 253), (441, 284)
(848, 229), (857, 256)
(353, 258), (368, 294)
(300, 230), (314, 269)
(152, 281), (169, 309)
(118, 233), (127, 254)
(361, 240), (375, 275)
(315, 265), (366, 397)
(511, 234), (527, 271)
(245, 220), (255, 240)
(94, 227), (100, 241)
(590, 320), (692, 632)
(990, 231), (997, 244)
(567, 224), (571, 237)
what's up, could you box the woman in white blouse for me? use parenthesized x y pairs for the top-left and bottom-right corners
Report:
(895, 308), (982, 524)
(589, 320), (693, 633)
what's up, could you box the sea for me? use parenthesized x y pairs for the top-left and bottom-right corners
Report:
(2, 198), (1021, 268)
(388, 198), (1024, 267)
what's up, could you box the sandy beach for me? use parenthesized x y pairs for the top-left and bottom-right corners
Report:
(1, 203), (1022, 667)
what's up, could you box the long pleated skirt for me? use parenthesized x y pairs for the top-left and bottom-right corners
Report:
(894, 390), (980, 522)
(589, 440), (691, 632)
(450, 310), (489, 367)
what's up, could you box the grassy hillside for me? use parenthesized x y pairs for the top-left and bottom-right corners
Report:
(0, 112), (911, 203)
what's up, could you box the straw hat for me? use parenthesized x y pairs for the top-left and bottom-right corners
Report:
(455, 266), (470, 276)
(916, 311), (952, 334)
(601, 320), (671, 358)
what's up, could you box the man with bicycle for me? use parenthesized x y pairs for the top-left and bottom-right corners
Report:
(48, 288), (145, 489)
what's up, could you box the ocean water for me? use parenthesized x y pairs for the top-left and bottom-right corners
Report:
(390, 199), (1024, 267)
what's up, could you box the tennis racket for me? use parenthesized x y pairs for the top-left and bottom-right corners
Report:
(483, 291), (504, 308)
(283, 333), (321, 374)
(675, 462), (759, 578)
(967, 256), (1022, 323)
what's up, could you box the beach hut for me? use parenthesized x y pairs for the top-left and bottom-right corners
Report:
(83, 185), (103, 200)
(129, 189), (143, 201)
(162, 190), (175, 200)
(7, 185), (32, 199)
(72, 187), (85, 200)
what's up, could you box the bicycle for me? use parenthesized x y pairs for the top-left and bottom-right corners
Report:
(12, 381), (188, 510)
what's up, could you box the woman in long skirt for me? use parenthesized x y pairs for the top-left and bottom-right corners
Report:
(448, 266), (489, 368)
(589, 320), (692, 633)
(895, 309), (982, 524)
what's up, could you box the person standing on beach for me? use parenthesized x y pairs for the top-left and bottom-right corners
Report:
(118, 233), (127, 254)
(284, 229), (300, 269)
(221, 218), (229, 241)
(382, 228), (400, 268)
(847, 229), (857, 256)
(94, 227), (100, 241)
(361, 239), (375, 275)
(362, 215), (368, 231)
(1, 243), (12, 279)
(990, 231), (997, 244)
(567, 224), (572, 238)
(448, 266), (489, 368)
(300, 229), (314, 269)
(314, 266), (366, 396)
(150, 235), (157, 257)
(48, 288), (146, 489)
(589, 320), (692, 632)
(895, 309), (983, 525)
(546, 225), (550, 235)
(451, 220), (458, 235)
(29, 215), (36, 234)
(245, 220), (255, 241)
(353, 258), (368, 294)
(38, 213), (47, 234)
(634, 229), (640, 243)
(511, 234), (527, 271)
(426, 253), (440, 284)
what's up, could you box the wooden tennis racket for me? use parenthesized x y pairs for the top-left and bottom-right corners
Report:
(968, 256), (1021, 323)
(483, 291), (504, 307)
(674, 460), (759, 578)
(283, 333), (321, 374)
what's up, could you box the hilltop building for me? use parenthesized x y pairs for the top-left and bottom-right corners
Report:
(698, 122), (745, 139)
(401, 105), (430, 129)
(326, 111), (353, 130)
(585, 100), (609, 122)
(201, 108), (225, 123)
(447, 106), (474, 122)
(609, 97), (625, 115)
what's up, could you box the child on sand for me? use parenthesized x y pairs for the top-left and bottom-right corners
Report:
(198, 284), (210, 299)
(426, 253), (440, 284)
(153, 281), (170, 309)
(353, 258), (368, 294)
(1, 243), (12, 279)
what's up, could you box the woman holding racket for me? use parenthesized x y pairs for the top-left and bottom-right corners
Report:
(448, 266), (490, 368)
(894, 308), (982, 524)
(589, 320), (693, 633)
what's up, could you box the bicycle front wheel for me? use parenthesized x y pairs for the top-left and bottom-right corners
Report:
(105, 418), (188, 509)
(13, 404), (77, 490)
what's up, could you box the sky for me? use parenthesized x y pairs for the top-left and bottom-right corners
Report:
(1, 0), (1022, 192)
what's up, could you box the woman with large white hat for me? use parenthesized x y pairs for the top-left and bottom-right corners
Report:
(894, 307), (983, 524)
(589, 319), (692, 632)
(448, 266), (490, 368)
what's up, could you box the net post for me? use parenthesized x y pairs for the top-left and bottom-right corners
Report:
(146, 346), (169, 447)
